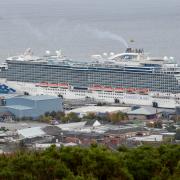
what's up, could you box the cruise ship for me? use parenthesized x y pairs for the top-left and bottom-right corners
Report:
(0, 48), (180, 108)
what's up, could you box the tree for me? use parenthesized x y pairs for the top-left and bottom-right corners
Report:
(0, 145), (180, 179)
(171, 160), (180, 179)
(83, 112), (96, 120)
(50, 111), (57, 118)
(44, 111), (50, 117)
(66, 112), (80, 122)
(154, 120), (163, 129)
(39, 115), (52, 123)
(61, 116), (69, 123)
(55, 111), (65, 120)
(108, 112), (128, 123)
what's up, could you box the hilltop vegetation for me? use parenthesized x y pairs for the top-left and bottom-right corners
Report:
(0, 144), (180, 180)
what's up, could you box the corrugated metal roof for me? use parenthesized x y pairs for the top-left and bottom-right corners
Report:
(0, 94), (19, 99)
(66, 106), (130, 114)
(20, 95), (59, 101)
(17, 127), (46, 138)
(127, 107), (163, 115)
(6, 105), (33, 110)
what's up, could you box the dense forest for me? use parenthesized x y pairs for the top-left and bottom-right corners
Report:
(0, 144), (179, 180)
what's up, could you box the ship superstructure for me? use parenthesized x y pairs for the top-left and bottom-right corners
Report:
(0, 48), (180, 108)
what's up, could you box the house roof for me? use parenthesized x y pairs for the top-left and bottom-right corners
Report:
(106, 127), (148, 135)
(56, 121), (86, 131)
(127, 107), (163, 115)
(85, 120), (101, 127)
(42, 126), (62, 136)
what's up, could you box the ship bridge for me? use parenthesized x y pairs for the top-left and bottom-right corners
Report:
(108, 48), (145, 62)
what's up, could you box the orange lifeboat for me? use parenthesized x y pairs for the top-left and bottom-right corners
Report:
(114, 87), (124, 92)
(89, 84), (103, 91)
(126, 88), (136, 94)
(58, 83), (69, 88)
(138, 88), (149, 94)
(48, 83), (59, 88)
(103, 86), (113, 92)
(36, 82), (48, 87)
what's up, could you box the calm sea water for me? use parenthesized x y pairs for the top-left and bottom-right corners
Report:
(0, 0), (180, 61)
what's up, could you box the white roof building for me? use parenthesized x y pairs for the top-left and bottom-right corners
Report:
(17, 127), (46, 139)
(56, 121), (86, 131)
(128, 135), (163, 142)
(66, 106), (131, 117)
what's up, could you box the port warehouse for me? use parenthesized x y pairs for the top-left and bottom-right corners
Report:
(0, 94), (63, 119)
(66, 106), (131, 117)
(0, 93), (174, 120)
(65, 105), (169, 120)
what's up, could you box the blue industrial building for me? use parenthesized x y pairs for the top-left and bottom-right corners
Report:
(0, 95), (63, 119)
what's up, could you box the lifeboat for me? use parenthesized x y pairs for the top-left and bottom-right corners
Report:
(36, 82), (48, 87)
(57, 83), (69, 89)
(48, 83), (59, 88)
(126, 88), (136, 94)
(103, 86), (113, 92)
(138, 88), (149, 95)
(114, 87), (124, 92)
(36, 82), (69, 89)
(89, 84), (104, 91)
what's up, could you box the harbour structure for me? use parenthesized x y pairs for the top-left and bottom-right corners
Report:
(0, 48), (180, 108)
(0, 94), (63, 119)
(66, 106), (131, 118)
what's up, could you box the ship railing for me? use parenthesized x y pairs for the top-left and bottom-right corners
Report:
(152, 93), (180, 99)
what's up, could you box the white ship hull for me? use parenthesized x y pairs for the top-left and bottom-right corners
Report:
(3, 80), (179, 109)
